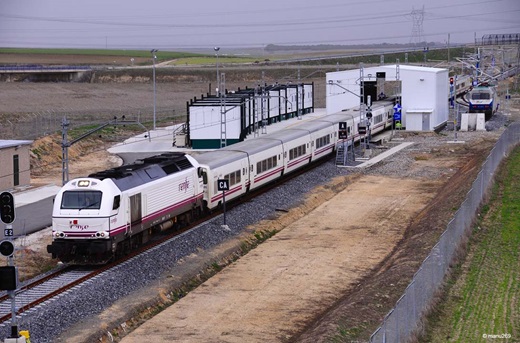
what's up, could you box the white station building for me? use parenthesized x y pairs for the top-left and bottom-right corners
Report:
(326, 64), (450, 131)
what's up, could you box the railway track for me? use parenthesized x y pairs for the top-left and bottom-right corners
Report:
(0, 266), (96, 325)
(0, 153), (333, 328)
(0, 201), (235, 326)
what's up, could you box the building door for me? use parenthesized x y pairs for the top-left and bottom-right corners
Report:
(13, 155), (19, 186)
(422, 113), (429, 131)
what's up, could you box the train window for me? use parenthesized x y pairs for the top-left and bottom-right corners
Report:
(201, 170), (208, 184)
(316, 135), (330, 149)
(257, 156), (278, 174)
(61, 190), (102, 210)
(236, 170), (241, 183)
(229, 173), (235, 185)
(472, 92), (490, 100)
(112, 195), (120, 210)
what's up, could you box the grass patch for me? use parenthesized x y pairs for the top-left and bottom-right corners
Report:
(414, 154), (430, 161)
(420, 145), (520, 342)
(170, 56), (262, 66)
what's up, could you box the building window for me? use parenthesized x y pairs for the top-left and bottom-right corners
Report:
(13, 155), (19, 186)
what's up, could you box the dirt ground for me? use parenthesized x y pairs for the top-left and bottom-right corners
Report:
(118, 175), (439, 343)
(3, 60), (519, 342)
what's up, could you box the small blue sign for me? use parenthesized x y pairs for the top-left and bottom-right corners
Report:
(393, 104), (402, 121)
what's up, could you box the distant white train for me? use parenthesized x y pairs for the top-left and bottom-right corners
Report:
(47, 100), (395, 264)
(467, 84), (498, 120)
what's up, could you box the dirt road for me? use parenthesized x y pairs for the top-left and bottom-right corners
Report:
(118, 175), (437, 342)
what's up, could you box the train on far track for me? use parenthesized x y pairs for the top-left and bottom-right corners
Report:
(47, 100), (396, 265)
(467, 83), (498, 120)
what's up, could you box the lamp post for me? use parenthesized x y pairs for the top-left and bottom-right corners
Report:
(214, 47), (220, 95)
(150, 49), (158, 130)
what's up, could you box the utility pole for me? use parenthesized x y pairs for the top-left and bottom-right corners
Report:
(150, 49), (158, 130)
(220, 73), (227, 148)
(447, 33), (451, 70)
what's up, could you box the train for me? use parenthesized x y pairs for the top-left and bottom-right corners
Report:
(47, 100), (396, 264)
(467, 84), (498, 120)
(452, 75), (473, 97)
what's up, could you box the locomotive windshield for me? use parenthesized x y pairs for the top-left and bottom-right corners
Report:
(61, 191), (102, 210)
(471, 92), (491, 100)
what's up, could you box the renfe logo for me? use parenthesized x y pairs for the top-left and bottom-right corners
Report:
(69, 220), (90, 231)
(178, 178), (190, 193)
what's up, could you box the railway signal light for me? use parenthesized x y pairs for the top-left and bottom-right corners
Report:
(0, 192), (15, 224)
(0, 240), (14, 257)
(450, 77), (454, 85)
(0, 266), (17, 290)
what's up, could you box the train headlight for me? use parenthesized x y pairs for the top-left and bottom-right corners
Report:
(95, 231), (109, 238)
(53, 231), (65, 238)
(77, 180), (90, 187)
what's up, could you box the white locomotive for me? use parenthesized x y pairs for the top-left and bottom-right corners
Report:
(48, 100), (395, 264)
(467, 84), (498, 120)
(48, 153), (203, 264)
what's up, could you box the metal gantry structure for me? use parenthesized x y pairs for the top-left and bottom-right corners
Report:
(456, 36), (520, 85)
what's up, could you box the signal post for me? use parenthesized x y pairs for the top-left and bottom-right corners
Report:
(0, 192), (27, 343)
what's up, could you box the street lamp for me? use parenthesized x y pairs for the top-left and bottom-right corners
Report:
(150, 49), (158, 130)
(214, 47), (220, 95)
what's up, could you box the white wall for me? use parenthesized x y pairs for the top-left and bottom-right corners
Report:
(380, 65), (449, 130)
(326, 70), (361, 114)
(190, 105), (242, 140)
(304, 84), (313, 109)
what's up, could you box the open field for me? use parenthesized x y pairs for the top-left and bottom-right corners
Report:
(420, 146), (520, 343)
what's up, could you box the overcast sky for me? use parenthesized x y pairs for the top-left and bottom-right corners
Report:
(0, 0), (519, 51)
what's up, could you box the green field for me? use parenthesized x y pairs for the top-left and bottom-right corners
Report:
(0, 47), (265, 65)
(421, 145), (520, 342)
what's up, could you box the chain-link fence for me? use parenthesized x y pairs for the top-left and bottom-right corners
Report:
(370, 122), (520, 343)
